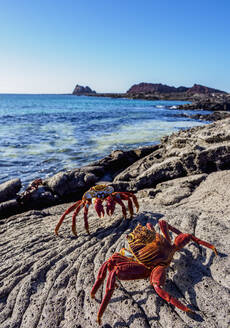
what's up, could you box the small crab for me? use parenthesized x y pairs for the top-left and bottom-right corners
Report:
(91, 220), (217, 324)
(17, 178), (43, 204)
(54, 184), (139, 236)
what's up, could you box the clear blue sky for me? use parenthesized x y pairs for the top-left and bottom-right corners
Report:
(0, 0), (229, 93)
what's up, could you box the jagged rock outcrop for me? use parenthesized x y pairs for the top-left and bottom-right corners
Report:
(187, 84), (227, 95)
(114, 118), (230, 191)
(72, 84), (96, 95)
(127, 82), (188, 95)
(126, 82), (227, 96)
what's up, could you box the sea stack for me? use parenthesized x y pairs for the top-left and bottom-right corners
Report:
(72, 84), (96, 95)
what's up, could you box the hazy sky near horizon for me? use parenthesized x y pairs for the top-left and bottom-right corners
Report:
(0, 0), (230, 94)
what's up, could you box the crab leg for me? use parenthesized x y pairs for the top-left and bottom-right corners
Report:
(123, 192), (139, 212)
(91, 254), (150, 324)
(113, 195), (127, 218)
(91, 262), (109, 299)
(91, 253), (130, 298)
(120, 194), (134, 217)
(105, 195), (116, 216)
(97, 262), (149, 324)
(159, 220), (217, 255)
(159, 220), (172, 243)
(71, 201), (85, 236)
(96, 270), (116, 324)
(174, 233), (218, 255)
(83, 201), (90, 234)
(54, 200), (82, 235)
(94, 198), (105, 218)
(150, 265), (193, 312)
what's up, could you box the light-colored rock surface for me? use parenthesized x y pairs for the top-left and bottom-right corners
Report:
(1, 170), (229, 328)
(114, 118), (230, 190)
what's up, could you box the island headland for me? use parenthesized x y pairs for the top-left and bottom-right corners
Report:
(73, 82), (230, 120)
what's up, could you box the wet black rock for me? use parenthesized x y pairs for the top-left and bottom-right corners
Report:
(176, 94), (230, 111)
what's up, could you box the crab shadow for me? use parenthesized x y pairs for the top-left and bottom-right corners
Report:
(90, 210), (224, 325)
(89, 210), (163, 242)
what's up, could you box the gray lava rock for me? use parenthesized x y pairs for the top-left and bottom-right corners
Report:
(46, 169), (100, 198)
(0, 170), (229, 327)
(114, 118), (230, 190)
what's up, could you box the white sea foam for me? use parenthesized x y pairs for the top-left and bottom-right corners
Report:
(93, 119), (205, 153)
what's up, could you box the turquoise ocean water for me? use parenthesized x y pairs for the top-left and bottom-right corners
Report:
(0, 94), (209, 186)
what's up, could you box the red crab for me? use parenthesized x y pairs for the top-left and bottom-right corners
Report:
(54, 184), (139, 236)
(17, 178), (43, 204)
(91, 220), (217, 324)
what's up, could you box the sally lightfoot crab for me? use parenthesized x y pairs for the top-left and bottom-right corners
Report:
(54, 184), (139, 236)
(91, 220), (217, 324)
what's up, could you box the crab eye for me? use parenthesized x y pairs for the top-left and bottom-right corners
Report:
(127, 233), (134, 242)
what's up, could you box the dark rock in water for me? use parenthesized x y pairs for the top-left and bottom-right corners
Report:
(72, 84), (96, 95)
(179, 111), (230, 122)
(0, 178), (21, 202)
(176, 94), (230, 111)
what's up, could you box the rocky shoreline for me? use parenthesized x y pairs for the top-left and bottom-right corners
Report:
(0, 119), (230, 327)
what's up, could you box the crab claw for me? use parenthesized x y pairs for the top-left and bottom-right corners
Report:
(94, 198), (105, 218)
(106, 195), (115, 216)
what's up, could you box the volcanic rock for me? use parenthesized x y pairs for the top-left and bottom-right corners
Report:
(127, 82), (189, 95)
(126, 83), (227, 97)
(72, 84), (96, 95)
(1, 119), (230, 327)
(114, 118), (230, 190)
(176, 93), (230, 111)
(0, 170), (229, 327)
(187, 84), (227, 95)
(179, 111), (230, 122)
(0, 178), (21, 202)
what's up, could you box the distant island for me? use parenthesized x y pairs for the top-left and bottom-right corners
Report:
(72, 82), (230, 111)
(126, 82), (227, 98)
(72, 82), (227, 99)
